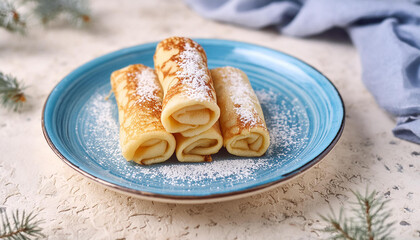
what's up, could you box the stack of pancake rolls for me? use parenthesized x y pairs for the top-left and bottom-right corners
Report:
(110, 37), (270, 165)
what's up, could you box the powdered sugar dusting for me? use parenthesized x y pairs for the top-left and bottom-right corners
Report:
(148, 159), (269, 186)
(176, 42), (212, 102)
(221, 68), (259, 127)
(130, 68), (162, 113)
(256, 89), (309, 157)
(134, 68), (160, 103)
(77, 85), (309, 191)
(80, 90), (120, 160)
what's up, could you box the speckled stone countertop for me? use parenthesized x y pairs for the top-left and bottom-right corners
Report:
(1, 1), (419, 239)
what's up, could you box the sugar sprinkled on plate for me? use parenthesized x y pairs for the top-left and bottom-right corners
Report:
(256, 89), (309, 157)
(78, 85), (309, 190)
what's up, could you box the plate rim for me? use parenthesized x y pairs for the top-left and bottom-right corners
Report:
(41, 38), (346, 203)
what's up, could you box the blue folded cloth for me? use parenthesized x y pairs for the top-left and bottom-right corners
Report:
(185, 0), (420, 144)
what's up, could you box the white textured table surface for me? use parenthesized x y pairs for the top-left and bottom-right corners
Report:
(1, 1), (419, 239)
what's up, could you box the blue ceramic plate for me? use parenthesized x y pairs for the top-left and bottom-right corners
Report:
(42, 39), (344, 203)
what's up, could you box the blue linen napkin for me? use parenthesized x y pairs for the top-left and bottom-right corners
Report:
(185, 0), (420, 144)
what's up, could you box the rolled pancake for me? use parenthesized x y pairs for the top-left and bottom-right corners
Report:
(110, 64), (176, 165)
(211, 67), (270, 157)
(154, 37), (220, 137)
(175, 122), (223, 162)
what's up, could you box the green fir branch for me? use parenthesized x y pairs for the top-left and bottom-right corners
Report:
(28, 0), (91, 25)
(0, 209), (44, 240)
(320, 189), (395, 240)
(0, 0), (90, 33)
(0, 1), (26, 33)
(0, 72), (27, 111)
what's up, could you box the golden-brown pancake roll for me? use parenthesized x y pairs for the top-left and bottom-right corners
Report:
(110, 64), (176, 165)
(154, 37), (220, 137)
(211, 67), (270, 157)
(175, 122), (223, 162)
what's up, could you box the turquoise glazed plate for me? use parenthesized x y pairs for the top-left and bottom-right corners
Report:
(42, 39), (344, 203)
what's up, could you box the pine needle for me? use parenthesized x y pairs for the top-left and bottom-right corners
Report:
(0, 72), (27, 112)
(320, 188), (395, 240)
(0, 209), (44, 239)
